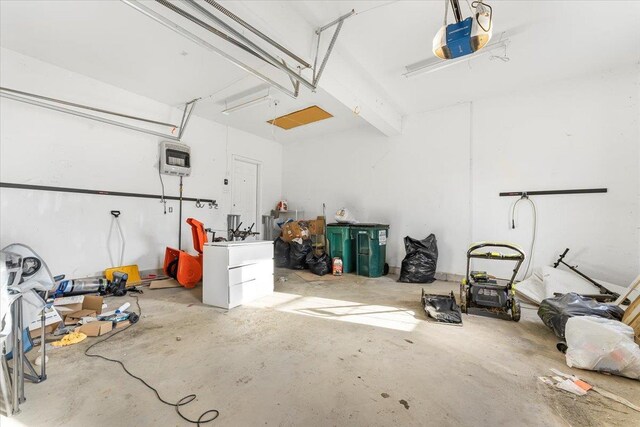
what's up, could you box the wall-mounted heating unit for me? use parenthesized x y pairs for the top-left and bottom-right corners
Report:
(159, 141), (191, 177)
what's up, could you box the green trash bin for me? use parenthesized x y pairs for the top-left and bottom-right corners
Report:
(326, 224), (354, 273)
(351, 224), (389, 278)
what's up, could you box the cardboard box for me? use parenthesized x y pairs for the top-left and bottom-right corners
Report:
(54, 295), (104, 318)
(64, 309), (97, 326)
(76, 321), (112, 337)
(114, 320), (131, 329)
(28, 307), (63, 339)
(53, 295), (84, 313)
(307, 217), (326, 236)
(281, 221), (310, 242)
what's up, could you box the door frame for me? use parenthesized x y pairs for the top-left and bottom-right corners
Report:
(231, 155), (262, 232)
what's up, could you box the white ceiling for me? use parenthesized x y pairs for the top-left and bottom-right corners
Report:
(0, 0), (365, 143)
(1, 1), (639, 142)
(295, 0), (640, 114)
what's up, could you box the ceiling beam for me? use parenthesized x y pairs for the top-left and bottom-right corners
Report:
(226, 1), (403, 136)
(319, 52), (403, 136)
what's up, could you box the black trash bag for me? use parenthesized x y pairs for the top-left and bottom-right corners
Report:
(288, 240), (312, 270)
(305, 252), (332, 276)
(537, 292), (624, 339)
(399, 234), (438, 283)
(421, 290), (462, 324)
(273, 238), (290, 268)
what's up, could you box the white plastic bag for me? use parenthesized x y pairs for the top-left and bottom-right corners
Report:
(565, 316), (640, 380)
(335, 208), (357, 224)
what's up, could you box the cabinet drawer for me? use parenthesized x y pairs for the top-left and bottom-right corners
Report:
(228, 260), (274, 287)
(228, 276), (274, 309)
(228, 244), (273, 268)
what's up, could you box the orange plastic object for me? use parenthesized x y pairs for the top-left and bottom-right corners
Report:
(163, 218), (208, 288)
(186, 218), (206, 254)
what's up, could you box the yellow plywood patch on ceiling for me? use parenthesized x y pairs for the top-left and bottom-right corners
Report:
(267, 106), (333, 130)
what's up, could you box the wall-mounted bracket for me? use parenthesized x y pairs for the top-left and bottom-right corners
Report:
(499, 188), (608, 197)
(0, 182), (218, 209)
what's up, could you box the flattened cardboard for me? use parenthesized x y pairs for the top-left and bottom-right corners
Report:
(54, 295), (103, 317)
(150, 278), (181, 289)
(53, 295), (84, 314)
(28, 307), (63, 338)
(114, 320), (131, 329)
(30, 324), (59, 339)
(64, 309), (97, 325)
(53, 295), (84, 305)
(76, 321), (112, 337)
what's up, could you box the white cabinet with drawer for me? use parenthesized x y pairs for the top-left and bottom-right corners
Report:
(203, 241), (274, 309)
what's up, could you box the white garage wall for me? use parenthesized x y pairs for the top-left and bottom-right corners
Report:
(471, 66), (639, 285)
(0, 48), (282, 278)
(283, 66), (639, 285)
(282, 103), (472, 275)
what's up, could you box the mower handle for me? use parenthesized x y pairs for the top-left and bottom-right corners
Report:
(465, 242), (526, 288)
(467, 242), (525, 260)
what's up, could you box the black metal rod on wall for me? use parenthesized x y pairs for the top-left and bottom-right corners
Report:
(499, 188), (607, 197)
(0, 182), (217, 205)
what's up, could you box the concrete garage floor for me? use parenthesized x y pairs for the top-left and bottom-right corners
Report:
(4, 270), (639, 426)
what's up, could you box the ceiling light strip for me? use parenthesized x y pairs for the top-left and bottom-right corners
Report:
(221, 95), (271, 115)
(121, 0), (297, 99)
(403, 39), (509, 78)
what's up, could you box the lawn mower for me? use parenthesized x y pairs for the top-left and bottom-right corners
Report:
(459, 242), (525, 321)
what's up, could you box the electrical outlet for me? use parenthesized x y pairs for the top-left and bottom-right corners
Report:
(224, 178), (229, 185)
(168, 207), (173, 213)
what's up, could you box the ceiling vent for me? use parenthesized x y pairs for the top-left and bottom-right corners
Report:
(267, 106), (333, 130)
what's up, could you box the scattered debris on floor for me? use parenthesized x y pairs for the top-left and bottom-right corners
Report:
(539, 369), (640, 412)
(517, 250), (640, 308)
(149, 278), (181, 289)
(4, 233), (639, 426)
(552, 248), (622, 302)
(51, 331), (87, 347)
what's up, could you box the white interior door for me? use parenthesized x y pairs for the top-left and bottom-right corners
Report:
(232, 158), (259, 237)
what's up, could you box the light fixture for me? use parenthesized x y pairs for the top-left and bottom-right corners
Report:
(221, 95), (272, 115)
(432, 0), (493, 60)
(403, 38), (509, 78)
